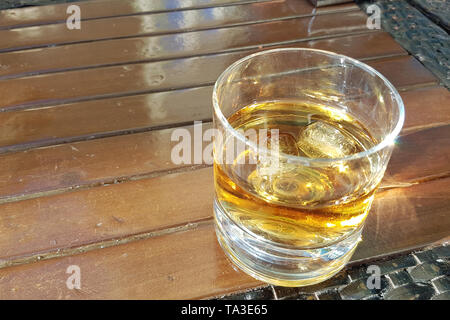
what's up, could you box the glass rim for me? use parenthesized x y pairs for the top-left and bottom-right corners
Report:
(212, 48), (405, 164)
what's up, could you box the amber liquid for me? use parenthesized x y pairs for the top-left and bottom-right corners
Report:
(214, 100), (379, 248)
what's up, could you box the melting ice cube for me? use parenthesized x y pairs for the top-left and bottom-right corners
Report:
(296, 121), (358, 158)
(266, 132), (299, 156)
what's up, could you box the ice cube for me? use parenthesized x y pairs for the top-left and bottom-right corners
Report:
(247, 163), (333, 205)
(266, 132), (299, 156)
(254, 132), (298, 179)
(296, 121), (357, 158)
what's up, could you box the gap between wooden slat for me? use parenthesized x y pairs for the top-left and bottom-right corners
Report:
(0, 81), (433, 155)
(0, 1), (359, 31)
(0, 55), (436, 155)
(0, 3), (363, 53)
(0, 168), (449, 270)
(0, 0), (278, 30)
(0, 120), (448, 266)
(1, 120), (447, 205)
(0, 218), (213, 270)
(0, 30), (384, 81)
(0, 84), (445, 207)
(0, 176), (449, 299)
(0, 4), (377, 79)
(0, 53), (423, 114)
(0, 30), (403, 112)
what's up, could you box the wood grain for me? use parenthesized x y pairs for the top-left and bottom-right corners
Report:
(0, 2), (363, 52)
(0, 0), (447, 301)
(0, 55), (434, 111)
(0, 28), (403, 79)
(0, 125), (448, 263)
(0, 167), (214, 262)
(0, 1), (272, 28)
(0, 124), (209, 201)
(384, 125), (450, 184)
(0, 32), (407, 150)
(400, 86), (450, 135)
(0, 81), (443, 204)
(0, 177), (449, 299)
(0, 0), (356, 30)
(0, 86), (214, 150)
(0, 221), (262, 300)
(353, 177), (450, 261)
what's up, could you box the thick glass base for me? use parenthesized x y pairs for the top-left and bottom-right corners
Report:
(214, 199), (362, 287)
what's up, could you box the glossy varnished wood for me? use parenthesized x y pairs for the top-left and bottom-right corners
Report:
(0, 177), (449, 299)
(0, 9), (372, 107)
(0, 31), (408, 149)
(0, 0), (361, 52)
(0, 63), (440, 202)
(0, 167), (215, 262)
(0, 1), (274, 28)
(0, 55), (433, 111)
(400, 87), (450, 135)
(0, 28), (402, 80)
(0, 122), (448, 263)
(0, 221), (263, 300)
(384, 125), (450, 184)
(0, 0), (355, 30)
(0, 0), (447, 300)
(353, 177), (450, 261)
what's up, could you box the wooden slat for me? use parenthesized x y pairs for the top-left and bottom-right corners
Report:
(0, 1), (362, 52)
(0, 177), (449, 299)
(0, 10), (372, 110)
(0, 27), (403, 79)
(0, 0), (294, 29)
(0, 1), (360, 30)
(384, 125), (450, 184)
(0, 124), (448, 262)
(366, 56), (438, 90)
(0, 86), (213, 150)
(400, 86), (450, 135)
(0, 124), (207, 202)
(353, 177), (450, 261)
(0, 9), (371, 79)
(0, 64), (440, 202)
(0, 0), (446, 301)
(0, 167), (214, 262)
(0, 54), (434, 111)
(0, 221), (262, 300)
(0, 32), (407, 149)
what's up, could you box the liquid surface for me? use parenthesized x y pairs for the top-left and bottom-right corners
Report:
(214, 100), (379, 247)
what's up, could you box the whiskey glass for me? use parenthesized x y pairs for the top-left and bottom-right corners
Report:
(212, 48), (404, 286)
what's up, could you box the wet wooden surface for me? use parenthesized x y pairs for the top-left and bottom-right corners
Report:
(0, 0), (449, 299)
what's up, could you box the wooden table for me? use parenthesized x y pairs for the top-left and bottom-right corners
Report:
(0, 0), (448, 299)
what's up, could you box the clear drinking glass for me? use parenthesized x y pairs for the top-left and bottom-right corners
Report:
(212, 48), (404, 287)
